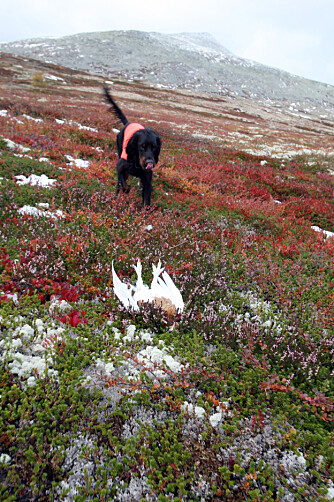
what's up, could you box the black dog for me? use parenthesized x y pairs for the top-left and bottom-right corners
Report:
(103, 87), (161, 206)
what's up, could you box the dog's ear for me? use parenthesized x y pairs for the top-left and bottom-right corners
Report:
(126, 134), (139, 163)
(154, 136), (161, 163)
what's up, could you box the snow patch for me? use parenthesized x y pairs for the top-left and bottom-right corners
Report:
(1, 136), (31, 153)
(18, 205), (65, 219)
(45, 74), (65, 82)
(65, 155), (90, 169)
(311, 225), (334, 240)
(22, 114), (43, 123)
(15, 174), (57, 188)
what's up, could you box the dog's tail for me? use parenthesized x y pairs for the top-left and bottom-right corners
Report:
(103, 86), (128, 126)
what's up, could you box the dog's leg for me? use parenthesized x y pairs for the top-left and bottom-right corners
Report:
(117, 173), (130, 194)
(115, 178), (121, 197)
(115, 171), (128, 197)
(122, 173), (131, 193)
(141, 171), (152, 206)
(116, 160), (131, 196)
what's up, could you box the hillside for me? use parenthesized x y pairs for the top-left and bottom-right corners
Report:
(0, 52), (334, 501)
(2, 30), (334, 107)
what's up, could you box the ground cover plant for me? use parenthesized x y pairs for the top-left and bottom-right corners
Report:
(0, 55), (334, 501)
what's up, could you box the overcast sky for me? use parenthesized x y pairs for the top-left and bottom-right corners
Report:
(1, 0), (334, 86)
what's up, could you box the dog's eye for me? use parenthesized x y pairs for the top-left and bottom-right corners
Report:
(141, 143), (146, 150)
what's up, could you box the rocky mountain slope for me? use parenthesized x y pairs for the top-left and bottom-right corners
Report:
(1, 51), (333, 161)
(2, 30), (334, 108)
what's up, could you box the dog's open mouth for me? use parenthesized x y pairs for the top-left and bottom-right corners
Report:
(145, 162), (154, 170)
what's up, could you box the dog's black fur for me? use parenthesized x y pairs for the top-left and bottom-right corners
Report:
(103, 87), (161, 206)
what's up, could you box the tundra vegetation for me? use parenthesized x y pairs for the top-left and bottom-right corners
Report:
(0, 54), (333, 501)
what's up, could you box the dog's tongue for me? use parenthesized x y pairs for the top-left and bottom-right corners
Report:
(146, 162), (154, 170)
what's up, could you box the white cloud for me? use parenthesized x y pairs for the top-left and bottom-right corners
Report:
(1, 0), (334, 85)
(240, 28), (321, 79)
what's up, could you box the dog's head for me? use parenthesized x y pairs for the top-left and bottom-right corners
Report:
(126, 128), (161, 170)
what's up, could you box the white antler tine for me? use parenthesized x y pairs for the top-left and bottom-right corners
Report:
(112, 261), (139, 311)
(133, 258), (144, 288)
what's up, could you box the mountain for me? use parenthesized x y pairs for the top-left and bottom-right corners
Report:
(1, 30), (334, 108)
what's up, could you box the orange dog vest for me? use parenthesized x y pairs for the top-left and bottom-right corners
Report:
(121, 123), (145, 160)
